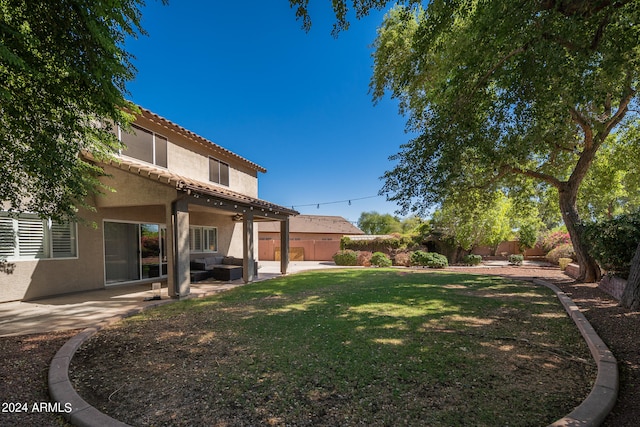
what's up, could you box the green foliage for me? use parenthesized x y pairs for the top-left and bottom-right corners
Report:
(0, 0), (159, 220)
(375, 1), (639, 210)
(462, 254), (482, 266)
(332, 250), (358, 266)
(370, 0), (639, 281)
(340, 235), (417, 254)
(431, 190), (515, 253)
(290, 0), (422, 35)
(582, 212), (640, 278)
(508, 254), (524, 266)
(370, 252), (392, 267)
(516, 223), (539, 253)
(578, 123), (640, 221)
(357, 211), (402, 235)
(410, 251), (448, 268)
(559, 258), (572, 271)
(546, 244), (576, 265)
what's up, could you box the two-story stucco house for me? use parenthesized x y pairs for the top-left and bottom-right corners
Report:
(0, 106), (297, 303)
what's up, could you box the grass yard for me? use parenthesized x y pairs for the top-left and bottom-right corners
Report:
(70, 269), (596, 426)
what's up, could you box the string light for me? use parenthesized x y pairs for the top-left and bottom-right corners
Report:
(291, 195), (382, 210)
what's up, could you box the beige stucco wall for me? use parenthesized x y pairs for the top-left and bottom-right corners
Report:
(0, 207), (105, 302)
(0, 204), (174, 302)
(97, 165), (179, 208)
(123, 116), (259, 198)
(1, 115), (265, 302)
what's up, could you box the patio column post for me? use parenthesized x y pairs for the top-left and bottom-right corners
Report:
(280, 217), (289, 275)
(172, 197), (190, 298)
(165, 202), (175, 297)
(242, 211), (255, 283)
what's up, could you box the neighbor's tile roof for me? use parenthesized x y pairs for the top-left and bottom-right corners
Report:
(258, 215), (364, 234)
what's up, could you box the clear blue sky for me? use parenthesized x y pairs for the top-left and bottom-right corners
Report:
(125, 0), (413, 225)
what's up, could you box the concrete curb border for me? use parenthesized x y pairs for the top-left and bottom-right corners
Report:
(49, 278), (618, 427)
(48, 298), (175, 427)
(534, 279), (619, 427)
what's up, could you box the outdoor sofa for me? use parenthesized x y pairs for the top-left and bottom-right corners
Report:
(190, 256), (257, 282)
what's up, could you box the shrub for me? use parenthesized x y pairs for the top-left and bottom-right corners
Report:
(371, 252), (392, 267)
(393, 252), (412, 267)
(558, 257), (572, 271)
(582, 211), (640, 278)
(333, 250), (358, 266)
(517, 223), (539, 252)
(357, 251), (373, 267)
(462, 254), (483, 266)
(546, 243), (575, 265)
(508, 254), (524, 266)
(340, 235), (419, 254)
(411, 251), (448, 268)
(540, 230), (571, 253)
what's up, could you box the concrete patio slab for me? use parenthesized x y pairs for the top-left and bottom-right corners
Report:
(0, 261), (341, 337)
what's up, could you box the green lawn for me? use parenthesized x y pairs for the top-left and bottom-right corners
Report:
(71, 269), (595, 426)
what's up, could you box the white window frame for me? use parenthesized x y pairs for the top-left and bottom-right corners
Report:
(189, 226), (218, 253)
(0, 213), (78, 261)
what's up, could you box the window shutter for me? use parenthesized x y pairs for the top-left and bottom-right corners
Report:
(17, 217), (46, 258)
(190, 227), (203, 252)
(206, 228), (217, 251)
(0, 217), (16, 258)
(51, 222), (76, 258)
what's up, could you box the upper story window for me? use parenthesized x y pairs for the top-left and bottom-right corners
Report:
(119, 124), (168, 168)
(209, 157), (229, 186)
(0, 213), (77, 260)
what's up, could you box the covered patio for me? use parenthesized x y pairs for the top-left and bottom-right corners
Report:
(96, 156), (298, 299)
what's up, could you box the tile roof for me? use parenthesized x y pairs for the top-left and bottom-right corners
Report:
(137, 106), (267, 173)
(93, 155), (297, 216)
(258, 215), (364, 234)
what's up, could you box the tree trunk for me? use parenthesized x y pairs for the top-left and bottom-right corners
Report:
(621, 242), (640, 310)
(558, 185), (601, 282)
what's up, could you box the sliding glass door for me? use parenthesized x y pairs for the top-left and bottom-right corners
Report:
(104, 221), (166, 285)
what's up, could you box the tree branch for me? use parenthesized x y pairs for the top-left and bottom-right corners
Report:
(602, 80), (635, 136)
(503, 164), (563, 188)
(472, 45), (528, 93)
(569, 107), (594, 150)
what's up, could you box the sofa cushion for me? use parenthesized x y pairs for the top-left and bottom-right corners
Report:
(191, 256), (224, 271)
(223, 256), (243, 266)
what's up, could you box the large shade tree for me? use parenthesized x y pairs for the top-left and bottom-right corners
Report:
(0, 0), (156, 221)
(357, 211), (402, 234)
(291, 0), (640, 282)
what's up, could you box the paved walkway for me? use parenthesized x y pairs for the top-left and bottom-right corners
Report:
(0, 261), (342, 337)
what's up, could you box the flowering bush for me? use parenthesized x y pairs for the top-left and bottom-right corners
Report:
(357, 251), (373, 267)
(546, 243), (575, 265)
(393, 252), (412, 267)
(540, 231), (571, 253)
